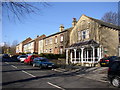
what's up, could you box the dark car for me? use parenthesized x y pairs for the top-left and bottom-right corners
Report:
(32, 57), (54, 69)
(2, 54), (11, 62)
(2, 54), (10, 58)
(99, 56), (120, 67)
(108, 60), (120, 88)
(11, 55), (20, 62)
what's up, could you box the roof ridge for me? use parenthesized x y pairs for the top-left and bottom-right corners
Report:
(44, 27), (73, 39)
(83, 15), (120, 30)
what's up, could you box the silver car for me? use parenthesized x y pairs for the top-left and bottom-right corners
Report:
(17, 55), (28, 63)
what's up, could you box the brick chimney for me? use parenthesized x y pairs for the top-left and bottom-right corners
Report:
(59, 24), (64, 32)
(72, 18), (77, 27)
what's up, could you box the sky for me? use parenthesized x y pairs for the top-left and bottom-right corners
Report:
(2, 2), (118, 45)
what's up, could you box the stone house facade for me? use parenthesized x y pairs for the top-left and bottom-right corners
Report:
(43, 25), (73, 54)
(16, 14), (120, 67)
(66, 14), (120, 66)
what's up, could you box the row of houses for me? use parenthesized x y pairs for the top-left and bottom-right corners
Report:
(16, 14), (120, 66)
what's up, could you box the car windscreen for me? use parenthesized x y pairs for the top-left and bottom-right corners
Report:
(20, 56), (27, 58)
(110, 62), (120, 70)
(39, 59), (48, 62)
(102, 57), (110, 60)
(102, 56), (118, 60)
(109, 56), (119, 60)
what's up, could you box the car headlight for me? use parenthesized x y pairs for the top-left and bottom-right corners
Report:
(42, 64), (47, 66)
(52, 63), (54, 65)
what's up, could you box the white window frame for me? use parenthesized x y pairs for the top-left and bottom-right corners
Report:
(78, 31), (81, 40)
(45, 40), (48, 45)
(60, 35), (63, 42)
(46, 49), (48, 53)
(50, 38), (52, 44)
(55, 36), (58, 43)
(82, 30), (86, 39)
(60, 48), (63, 54)
(81, 29), (89, 40)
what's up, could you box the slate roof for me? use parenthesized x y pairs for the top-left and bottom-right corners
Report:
(43, 27), (73, 39)
(69, 39), (99, 48)
(85, 15), (120, 30)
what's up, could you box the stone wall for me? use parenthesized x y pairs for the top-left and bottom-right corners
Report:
(43, 30), (71, 54)
(99, 26), (119, 56)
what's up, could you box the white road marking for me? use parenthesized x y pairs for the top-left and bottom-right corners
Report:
(5, 62), (9, 64)
(76, 74), (85, 77)
(4, 62), (36, 78)
(21, 70), (36, 77)
(52, 69), (63, 72)
(11, 65), (18, 69)
(5, 62), (36, 78)
(47, 82), (65, 90)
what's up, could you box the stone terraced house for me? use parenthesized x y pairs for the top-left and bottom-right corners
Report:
(66, 14), (120, 66)
(16, 14), (120, 67)
(43, 24), (73, 54)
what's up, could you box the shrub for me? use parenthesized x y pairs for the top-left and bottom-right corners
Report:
(59, 54), (66, 58)
(39, 53), (65, 59)
(25, 52), (31, 54)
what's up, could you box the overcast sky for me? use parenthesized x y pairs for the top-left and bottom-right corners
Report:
(2, 2), (118, 45)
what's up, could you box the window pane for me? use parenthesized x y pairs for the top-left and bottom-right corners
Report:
(60, 35), (63, 42)
(78, 31), (81, 40)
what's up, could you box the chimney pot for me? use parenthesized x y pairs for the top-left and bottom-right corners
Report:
(72, 18), (77, 27)
(37, 35), (39, 37)
(59, 24), (64, 32)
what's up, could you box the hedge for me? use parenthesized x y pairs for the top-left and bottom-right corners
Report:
(39, 53), (66, 59)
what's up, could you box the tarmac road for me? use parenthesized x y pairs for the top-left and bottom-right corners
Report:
(2, 58), (116, 89)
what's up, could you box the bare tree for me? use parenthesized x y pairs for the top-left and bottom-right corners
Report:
(2, 1), (50, 21)
(10, 40), (18, 55)
(101, 11), (118, 25)
(1, 42), (10, 54)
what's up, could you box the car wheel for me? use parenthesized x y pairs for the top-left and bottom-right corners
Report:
(112, 77), (120, 88)
(24, 62), (26, 64)
(28, 62), (30, 64)
(33, 63), (36, 67)
(39, 65), (42, 69)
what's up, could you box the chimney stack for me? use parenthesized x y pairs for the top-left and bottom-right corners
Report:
(59, 24), (64, 32)
(72, 18), (77, 27)
(37, 35), (39, 37)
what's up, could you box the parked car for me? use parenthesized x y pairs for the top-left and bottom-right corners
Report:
(11, 55), (20, 62)
(24, 55), (39, 64)
(32, 57), (54, 69)
(17, 55), (28, 62)
(2, 54), (10, 58)
(99, 56), (120, 67)
(108, 60), (120, 88)
(2, 54), (11, 62)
